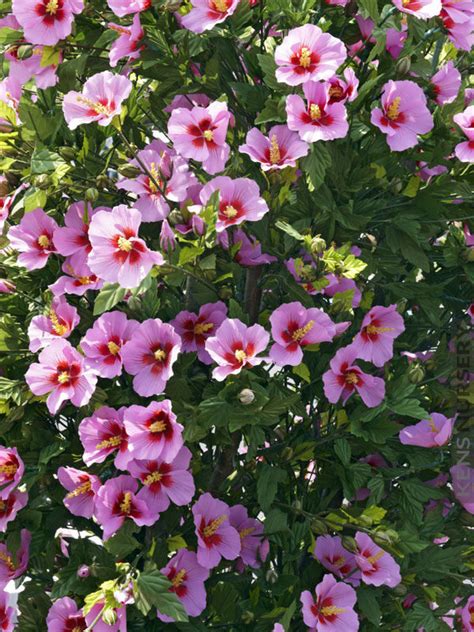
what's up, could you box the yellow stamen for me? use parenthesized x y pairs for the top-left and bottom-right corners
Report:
(149, 419), (167, 433)
(0, 464), (17, 476)
(37, 234), (50, 248)
(0, 551), (14, 571)
(49, 310), (68, 336)
(72, 628), (83, 632)
(154, 348), (166, 361)
(172, 568), (186, 587)
(223, 205), (238, 218)
(427, 417), (437, 433)
(45, 0), (59, 14)
(144, 471), (162, 486)
(213, 0), (228, 11)
(57, 371), (70, 384)
(77, 95), (113, 117)
(117, 236), (133, 252)
(329, 85), (344, 99)
(367, 550), (385, 565)
(148, 162), (164, 193)
(107, 341), (121, 355)
(320, 605), (346, 617)
(0, 501), (5, 511)
(299, 46), (312, 68)
(310, 104), (321, 120)
(345, 372), (359, 385)
(269, 134), (281, 164)
(203, 130), (214, 141)
(292, 320), (314, 342)
(66, 479), (92, 498)
(96, 435), (122, 450)
(234, 349), (247, 363)
(78, 276), (92, 285)
(334, 556), (346, 568)
(386, 97), (401, 121)
(471, 612), (474, 624)
(120, 491), (132, 515)
(109, 24), (131, 35)
(366, 324), (394, 335)
(203, 514), (227, 537)
(239, 527), (255, 539)
(194, 322), (214, 335)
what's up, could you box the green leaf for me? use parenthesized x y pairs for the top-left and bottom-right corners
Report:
(93, 284), (126, 315)
(254, 97), (287, 124)
(135, 571), (188, 622)
(357, 586), (381, 626)
(257, 53), (281, 91)
(0, 101), (17, 126)
(0, 27), (20, 45)
(40, 46), (61, 67)
(39, 442), (66, 465)
(104, 522), (140, 558)
(275, 220), (304, 241)
(302, 143), (332, 189)
(358, 0), (379, 20)
(388, 398), (429, 419)
(257, 464), (287, 511)
(23, 188), (47, 212)
(178, 245), (205, 266)
(403, 602), (439, 631)
(334, 438), (351, 465)
(292, 362), (310, 383)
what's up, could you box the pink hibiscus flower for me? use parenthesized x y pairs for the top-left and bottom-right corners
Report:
(450, 463), (474, 514)
(453, 106), (474, 163)
(85, 603), (126, 632)
(164, 93), (210, 112)
(314, 535), (361, 586)
(94, 474), (157, 540)
(399, 413), (455, 447)
(351, 304), (405, 367)
(0, 446), (25, 500)
(78, 406), (130, 470)
(192, 493), (241, 568)
(229, 504), (268, 570)
(0, 590), (16, 632)
(116, 139), (195, 222)
(386, 26), (408, 58)
(80, 311), (138, 378)
(322, 345), (386, 408)
(53, 201), (101, 269)
(49, 260), (103, 297)
(108, 14), (144, 67)
(230, 228), (277, 267)
(239, 125), (309, 170)
(461, 595), (474, 631)
(46, 597), (86, 632)
(6, 44), (60, 90)
(28, 296), (80, 353)
(181, 0), (241, 33)
(300, 574), (359, 631)
(88, 205), (164, 288)
(354, 532), (401, 587)
(286, 80), (349, 143)
(441, 0), (474, 51)
(25, 339), (98, 414)
(392, 0), (441, 19)
(123, 400), (184, 463)
(0, 489), (28, 533)
(107, 0), (150, 17)
(0, 529), (31, 587)
(269, 301), (337, 367)
(63, 70), (132, 130)
(431, 61), (461, 105)
(200, 176), (269, 232)
(8, 207), (58, 271)
(12, 0), (80, 46)
(274, 24), (346, 86)
(158, 549), (209, 621)
(205, 318), (270, 381)
(57, 467), (101, 519)
(168, 101), (231, 175)
(121, 319), (181, 396)
(127, 446), (195, 513)
(371, 80), (434, 151)
(171, 301), (228, 364)
(327, 68), (359, 103)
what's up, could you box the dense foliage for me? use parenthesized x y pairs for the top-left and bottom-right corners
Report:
(0, 0), (472, 630)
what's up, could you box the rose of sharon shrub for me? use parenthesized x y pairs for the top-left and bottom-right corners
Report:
(0, 0), (472, 629)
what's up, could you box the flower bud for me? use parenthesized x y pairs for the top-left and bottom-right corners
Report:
(311, 519), (328, 535)
(160, 219), (176, 252)
(32, 174), (51, 190)
(168, 210), (184, 226)
(242, 611), (254, 624)
(282, 447), (294, 461)
(373, 529), (399, 546)
(0, 180), (9, 198)
(396, 57), (411, 75)
(77, 564), (90, 578)
(218, 286), (233, 300)
(102, 608), (117, 626)
(342, 536), (358, 553)
(238, 388), (255, 405)
(394, 584), (408, 596)
(265, 568), (278, 584)
(118, 164), (142, 178)
(58, 146), (76, 161)
(311, 235), (326, 256)
(85, 187), (99, 203)
(95, 174), (113, 189)
(16, 44), (34, 60)
(408, 363), (425, 384)
(0, 280), (15, 294)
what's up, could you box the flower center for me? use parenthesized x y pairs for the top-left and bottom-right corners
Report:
(149, 418), (167, 433)
(66, 480), (92, 498)
(194, 322), (214, 335)
(72, 628), (83, 632)
(366, 550), (385, 565)
(203, 514), (227, 537)
(320, 605), (346, 617)
(0, 501), (5, 511)
(234, 349), (247, 363)
(120, 491), (132, 515)
(0, 464), (17, 476)
(292, 320), (314, 342)
(154, 348), (166, 361)
(329, 85), (344, 99)
(269, 134), (281, 164)
(345, 371), (359, 385)
(386, 97), (401, 120)
(148, 162), (164, 194)
(77, 95), (113, 117)
(223, 205), (238, 218)
(172, 568), (186, 587)
(366, 324), (393, 335)
(45, 0), (59, 14)
(309, 104), (321, 120)
(107, 341), (121, 355)
(427, 417), (437, 433)
(203, 129), (214, 141)
(57, 371), (70, 385)
(96, 435), (122, 450)
(49, 310), (68, 336)
(144, 471), (162, 486)
(109, 24), (131, 35)
(299, 46), (312, 68)
(78, 276), (92, 285)
(37, 234), (50, 248)
(0, 552), (15, 571)
(117, 236), (133, 252)
(239, 527), (255, 539)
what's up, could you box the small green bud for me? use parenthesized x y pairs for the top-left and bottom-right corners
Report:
(16, 44), (34, 60)
(85, 188), (99, 203)
(394, 584), (408, 596)
(242, 611), (254, 624)
(396, 57), (411, 75)
(311, 519), (328, 535)
(311, 235), (327, 256)
(218, 286), (233, 300)
(58, 146), (76, 161)
(32, 174), (51, 190)
(168, 210), (184, 226)
(238, 389), (255, 405)
(118, 164), (142, 178)
(408, 363), (425, 384)
(342, 536), (358, 553)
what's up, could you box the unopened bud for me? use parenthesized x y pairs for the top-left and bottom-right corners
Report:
(85, 187), (99, 203)
(102, 609), (117, 626)
(218, 286), (233, 300)
(32, 174), (51, 190)
(311, 235), (326, 256)
(0, 180), (9, 197)
(96, 174), (112, 189)
(242, 611), (254, 624)
(311, 519), (328, 535)
(58, 146), (76, 161)
(16, 44), (34, 60)
(394, 584), (408, 596)
(342, 536), (358, 553)
(118, 164), (142, 178)
(238, 388), (255, 405)
(396, 57), (411, 75)
(373, 529), (399, 546)
(265, 568), (278, 584)
(408, 363), (425, 384)
(168, 209), (184, 226)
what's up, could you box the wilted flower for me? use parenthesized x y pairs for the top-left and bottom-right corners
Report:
(229, 504), (268, 570)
